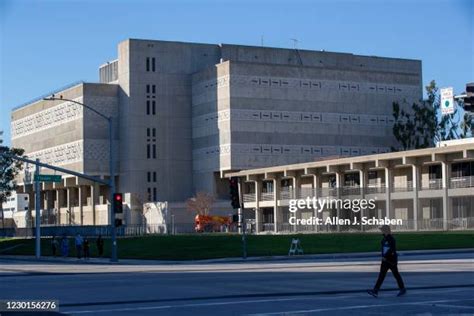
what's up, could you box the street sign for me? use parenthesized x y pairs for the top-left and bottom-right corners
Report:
(441, 87), (455, 115)
(34, 174), (62, 182)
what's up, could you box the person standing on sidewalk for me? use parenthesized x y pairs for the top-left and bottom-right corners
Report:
(51, 236), (58, 257)
(75, 233), (84, 259)
(61, 235), (69, 257)
(96, 235), (104, 257)
(368, 225), (406, 297)
(83, 237), (90, 260)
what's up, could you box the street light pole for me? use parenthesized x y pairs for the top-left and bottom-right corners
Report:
(43, 96), (117, 262)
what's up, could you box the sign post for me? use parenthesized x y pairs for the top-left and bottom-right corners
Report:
(441, 87), (455, 115)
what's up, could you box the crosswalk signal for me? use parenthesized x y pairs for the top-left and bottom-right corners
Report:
(229, 177), (240, 209)
(113, 193), (123, 214)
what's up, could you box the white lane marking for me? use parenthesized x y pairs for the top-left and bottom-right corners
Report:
(63, 289), (470, 315)
(246, 298), (474, 315)
(420, 303), (474, 310)
(65, 294), (369, 314)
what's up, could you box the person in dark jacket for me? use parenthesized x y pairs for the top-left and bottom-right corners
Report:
(368, 225), (406, 297)
(83, 237), (90, 260)
(96, 235), (104, 257)
(51, 236), (58, 257)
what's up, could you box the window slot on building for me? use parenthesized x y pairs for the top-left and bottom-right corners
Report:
(147, 144), (151, 159)
(146, 85), (150, 94)
(146, 57), (150, 72)
(152, 144), (156, 159)
(147, 172), (151, 182)
(152, 85), (156, 94)
(147, 188), (152, 201)
(152, 128), (156, 137)
(152, 57), (156, 72)
(153, 172), (157, 182)
(152, 101), (156, 115)
(282, 81), (289, 85)
(147, 128), (150, 137)
(153, 188), (157, 201)
(146, 100), (150, 115)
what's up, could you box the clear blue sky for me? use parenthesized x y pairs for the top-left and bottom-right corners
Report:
(1, 0), (472, 146)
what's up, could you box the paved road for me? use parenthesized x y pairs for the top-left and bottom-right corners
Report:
(0, 252), (473, 315)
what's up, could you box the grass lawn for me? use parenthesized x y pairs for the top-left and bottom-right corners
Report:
(0, 231), (473, 260)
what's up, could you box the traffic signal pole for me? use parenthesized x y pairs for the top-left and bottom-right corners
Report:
(109, 116), (118, 263)
(237, 177), (247, 259)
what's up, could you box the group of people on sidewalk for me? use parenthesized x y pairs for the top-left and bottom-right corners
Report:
(50, 234), (105, 260)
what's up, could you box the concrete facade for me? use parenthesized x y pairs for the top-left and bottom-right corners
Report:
(10, 39), (422, 228)
(225, 139), (474, 234)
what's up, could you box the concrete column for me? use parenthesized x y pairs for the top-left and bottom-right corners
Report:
(91, 183), (99, 226)
(412, 165), (420, 231)
(335, 171), (342, 232)
(56, 190), (63, 225)
(78, 186), (83, 226)
(66, 188), (72, 225)
(313, 174), (319, 233)
(273, 178), (280, 233)
(254, 180), (261, 234)
(255, 208), (261, 234)
(385, 168), (392, 218)
(441, 161), (451, 230)
(360, 169), (366, 231)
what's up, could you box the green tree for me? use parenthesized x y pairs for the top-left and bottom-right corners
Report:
(392, 80), (472, 151)
(0, 137), (25, 229)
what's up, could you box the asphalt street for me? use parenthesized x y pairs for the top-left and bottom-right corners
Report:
(0, 252), (473, 315)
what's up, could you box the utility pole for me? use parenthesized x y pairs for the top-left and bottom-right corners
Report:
(237, 178), (247, 259)
(34, 159), (41, 259)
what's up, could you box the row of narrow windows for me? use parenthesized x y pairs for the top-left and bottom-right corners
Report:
(146, 57), (156, 72)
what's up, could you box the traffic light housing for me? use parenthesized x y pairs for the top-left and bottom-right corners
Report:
(113, 193), (123, 214)
(114, 219), (123, 227)
(229, 177), (240, 209)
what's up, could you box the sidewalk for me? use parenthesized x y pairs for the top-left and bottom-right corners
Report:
(1, 248), (473, 265)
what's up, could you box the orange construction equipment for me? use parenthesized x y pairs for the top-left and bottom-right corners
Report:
(194, 214), (233, 232)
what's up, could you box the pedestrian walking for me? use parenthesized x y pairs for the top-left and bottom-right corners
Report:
(368, 225), (406, 298)
(96, 235), (104, 257)
(75, 233), (84, 259)
(83, 237), (90, 260)
(61, 236), (69, 257)
(51, 236), (59, 257)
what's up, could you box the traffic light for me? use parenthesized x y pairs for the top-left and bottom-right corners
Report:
(229, 177), (240, 209)
(113, 193), (123, 214)
(464, 83), (474, 111)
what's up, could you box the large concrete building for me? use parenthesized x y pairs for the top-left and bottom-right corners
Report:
(10, 39), (422, 229)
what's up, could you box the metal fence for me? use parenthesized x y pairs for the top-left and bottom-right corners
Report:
(1, 218), (473, 238)
(0, 223), (196, 238)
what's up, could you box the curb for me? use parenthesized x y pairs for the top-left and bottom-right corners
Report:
(1, 248), (472, 265)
